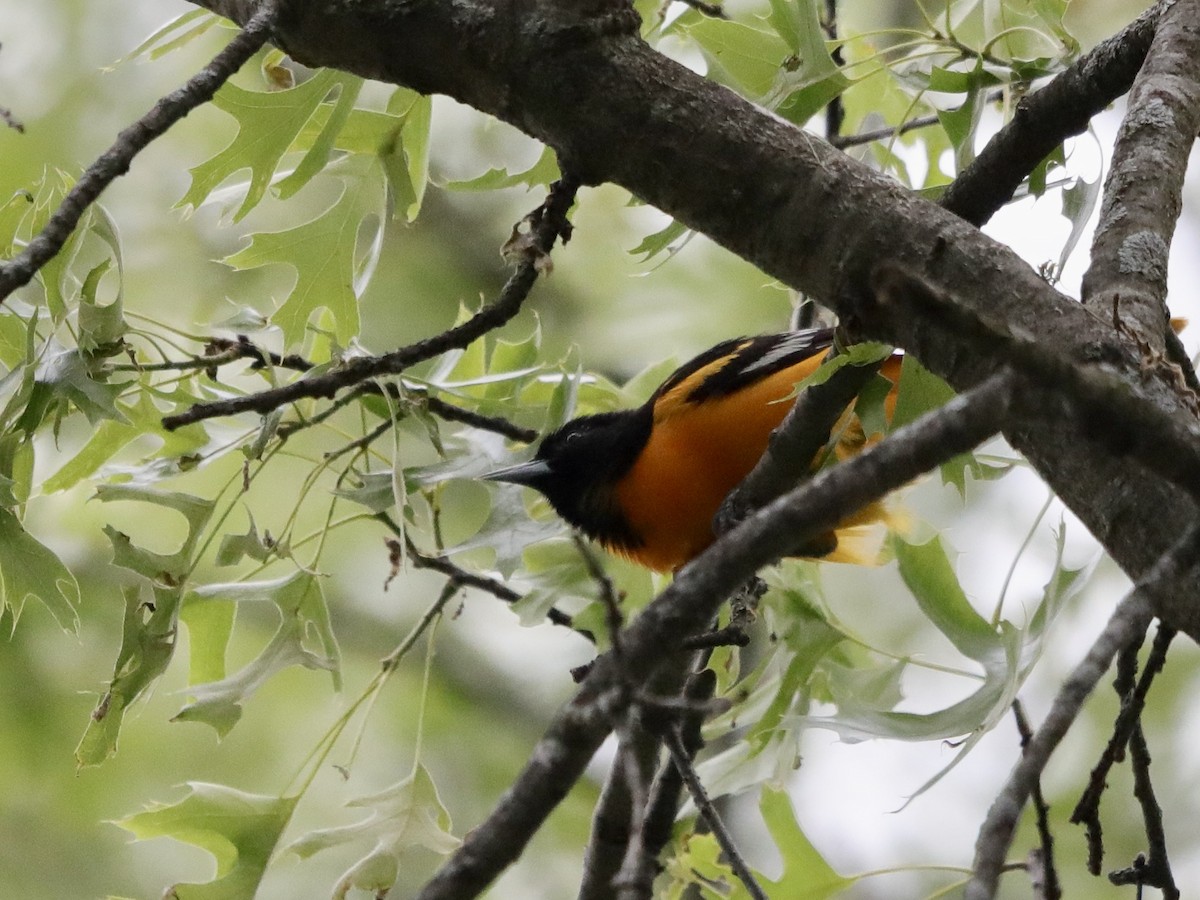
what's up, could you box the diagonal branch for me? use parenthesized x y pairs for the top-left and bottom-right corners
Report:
(940, 0), (1170, 227)
(0, 2), (280, 303)
(161, 174), (578, 430)
(1080, 0), (1200, 353)
(965, 524), (1200, 899)
(415, 371), (1015, 899)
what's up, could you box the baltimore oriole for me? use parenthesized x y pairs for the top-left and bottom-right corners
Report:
(486, 329), (902, 572)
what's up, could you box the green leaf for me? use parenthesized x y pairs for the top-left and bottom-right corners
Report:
(18, 346), (125, 429)
(223, 166), (385, 347)
(0, 306), (32, 371)
(442, 145), (559, 192)
(1058, 168), (1100, 275)
(175, 571), (342, 735)
(78, 259), (127, 353)
(43, 392), (207, 493)
(215, 516), (285, 566)
(287, 764), (459, 898)
(661, 832), (735, 900)
(759, 787), (853, 897)
(0, 508), (81, 630)
(629, 218), (691, 263)
(116, 783), (298, 900)
(23, 171), (80, 319)
(275, 75), (365, 200)
(180, 596), (236, 686)
(110, 9), (219, 65)
(892, 354), (953, 429)
(179, 69), (356, 221)
(894, 533), (999, 662)
(0, 188), (34, 259)
(686, 17), (790, 97)
(173, 607), (337, 737)
(96, 484), (215, 583)
(386, 89), (432, 221)
(77, 583), (182, 767)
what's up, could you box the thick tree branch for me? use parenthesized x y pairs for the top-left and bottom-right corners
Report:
(174, 0), (1200, 647)
(1081, 0), (1200, 353)
(0, 2), (280, 303)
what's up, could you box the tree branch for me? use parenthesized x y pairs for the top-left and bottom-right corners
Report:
(1081, 0), (1200, 354)
(940, 0), (1169, 226)
(415, 370), (1013, 898)
(174, 0), (1200, 642)
(0, 2), (280, 303)
(965, 524), (1200, 899)
(161, 174), (577, 430)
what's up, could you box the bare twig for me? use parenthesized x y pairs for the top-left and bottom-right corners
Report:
(966, 524), (1200, 899)
(161, 174), (578, 430)
(1012, 701), (1061, 900)
(1108, 711), (1179, 899)
(663, 725), (767, 900)
(832, 113), (941, 149)
(0, 105), (23, 133)
(376, 513), (580, 634)
(0, 2), (281, 302)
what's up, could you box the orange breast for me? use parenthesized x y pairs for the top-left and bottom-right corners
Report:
(612, 352), (901, 571)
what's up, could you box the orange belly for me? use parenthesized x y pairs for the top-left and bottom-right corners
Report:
(612, 353), (899, 571)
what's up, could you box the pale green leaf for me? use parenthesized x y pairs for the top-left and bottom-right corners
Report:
(759, 787), (853, 897)
(116, 782), (298, 900)
(443, 145), (559, 192)
(96, 484), (215, 582)
(110, 9), (219, 66)
(287, 764), (459, 899)
(179, 69), (353, 221)
(275, 75), (364, 200)
(77, 583), (182, 766)
(223, 167), (385, 347)
(0, 508), (80, 630)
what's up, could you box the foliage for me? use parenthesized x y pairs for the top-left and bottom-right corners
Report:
(0, 1), (1155, 898)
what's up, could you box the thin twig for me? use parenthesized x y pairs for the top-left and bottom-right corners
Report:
(966, 524), (1200, 899)
(832, 114), (941, 149)
(0, 105), (23, 133)
(0, 2), (281, 302)
(162, 174), (578, 430)
(375, 512), (581, 634)
(664, 725), (767, 900)
(1012, 701), (1061, 900)
(1108, 714), (1179, 898)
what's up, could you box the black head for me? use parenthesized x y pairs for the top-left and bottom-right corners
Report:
(484, 408), (652, 549)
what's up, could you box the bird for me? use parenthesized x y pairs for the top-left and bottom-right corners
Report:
(485, 328), (902, 572)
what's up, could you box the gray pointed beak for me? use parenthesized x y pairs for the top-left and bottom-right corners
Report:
(482, 458), (552, 487)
